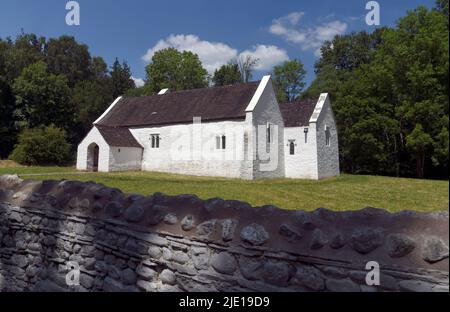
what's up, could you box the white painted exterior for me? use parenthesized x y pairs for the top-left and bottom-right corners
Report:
(76, 77), (340, 180)
(109, 147), (143, 172)
(283, 93), (340, 179)
(76, 127), (110, 172)
(129, 120), (252, 179)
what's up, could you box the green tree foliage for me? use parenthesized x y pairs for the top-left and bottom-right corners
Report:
(212, 62), (242, 86)
(0, 33), (137, 158)
(110, 58), (135, 98)
(9, 125), (71, 165)
(406, 124), (434, 178)
(145, 48), (208, 92)
(304, 4), (449, 178)
(44, 35), (91, 87)
(71, 79), (114, 142)
(12, 61), (72, 132)
(272, 59), (306, 102)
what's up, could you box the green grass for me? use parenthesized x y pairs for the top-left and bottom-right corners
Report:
(0, 164), (448, 212)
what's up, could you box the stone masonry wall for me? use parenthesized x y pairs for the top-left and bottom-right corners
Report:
(0, 175), (448, 292)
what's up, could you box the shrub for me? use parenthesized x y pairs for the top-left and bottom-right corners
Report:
(9, 125), (71, 165)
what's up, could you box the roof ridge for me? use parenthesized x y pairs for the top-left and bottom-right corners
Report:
(124, 80), (261, 99)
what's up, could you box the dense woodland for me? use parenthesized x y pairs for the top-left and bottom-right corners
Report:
(0, 1), (448, 178)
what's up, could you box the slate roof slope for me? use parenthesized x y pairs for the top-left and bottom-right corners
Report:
(279, 99), (318, 127)
(96, 126), (143, 148)
(96, 81), (260, 127)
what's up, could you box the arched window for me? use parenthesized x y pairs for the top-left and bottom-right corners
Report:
(289, 140), (295, 155)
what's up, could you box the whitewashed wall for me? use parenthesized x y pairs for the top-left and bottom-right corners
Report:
(109, 146), (142, 172)
(129, 120), (252, 179)
(283, 126), (319, 179)
(249, 79), (285, 179)
(316, 97), (340, 179)
(76, 127), (110, 172)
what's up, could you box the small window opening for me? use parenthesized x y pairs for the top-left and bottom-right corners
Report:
(289, 140), (295, 155)
(325, 126), (331, 146)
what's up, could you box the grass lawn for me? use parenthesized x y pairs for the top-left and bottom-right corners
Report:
(0, 163), (448, 212)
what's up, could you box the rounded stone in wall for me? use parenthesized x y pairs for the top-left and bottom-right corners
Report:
(91, 201), (103, 213)
(136, 265), (156, 281)
(211, 252), (237, 275)
(196, 219), (217, 237)
(240, 223), (269, 246)
(330, 233), (345, 249)
(386, 233), (416, 258)
(422, 236), (449, 263)
(160, 269), (177, 285)
(124, 203), (145, 222)
(148, 246), (162, 259)
(181, 215), (195, 231)
(121, 268), (137, 285)
(238, 257), (263, 281)
(105, 201), (124, 218)
(350, 227), (383, 254)
(78, 198), (90, 210)
(294, 265), (325, 291)
(147, 205), (167, 225)
(221, 219), (238, 242)
(310, 228), (327, 250)
(262, 261), (292, 287)
(163, 213), (178, 225)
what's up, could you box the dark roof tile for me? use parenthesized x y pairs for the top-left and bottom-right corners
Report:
(279, 99), (317, 127)
(96, 126), (143, 148)
(97, 81), (260, 127)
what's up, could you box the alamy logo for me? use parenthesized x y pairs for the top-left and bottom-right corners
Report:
(366, 1), (380, 26)
(168, 117), (279, 172)
(365, 261), (380, 286)
(65, 1), (80, 26)
(65, 261), (80, 286)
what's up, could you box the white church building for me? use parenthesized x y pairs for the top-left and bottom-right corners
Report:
(76, 76), (340, 180)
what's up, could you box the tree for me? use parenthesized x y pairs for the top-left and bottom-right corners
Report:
(271, 59), (306, 102)
(9, 125), (71, 165)
(212, 62), (242, 86)
(71, 79), (114, 143)
(110, 58), (135, 98)
(44, 35), (92, 87)
(304, 3), (448, 178)
(89, 56), (109, 79)
(1, 33), (46, 83)
(406, 124), (434, 178)
(12, 61), (72, 131)
(145, 48), (208, 92)
(237, 55), (259, 83)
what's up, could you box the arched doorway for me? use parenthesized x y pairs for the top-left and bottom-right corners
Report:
(87, 143), (99, 172)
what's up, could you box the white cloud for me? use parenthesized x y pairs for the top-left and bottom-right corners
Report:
(269, 12), (347, 57)
(142, 34), (238, 74)
(131, 76), (145, 88)
(239, 45), (289, 71)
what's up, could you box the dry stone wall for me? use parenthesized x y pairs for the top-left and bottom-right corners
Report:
(0, 174), (448, 292)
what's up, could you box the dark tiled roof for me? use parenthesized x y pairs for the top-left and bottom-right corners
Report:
(96, 126), (143, 148)
(96, 81), (260, 127)
(279, 99), (317, 127)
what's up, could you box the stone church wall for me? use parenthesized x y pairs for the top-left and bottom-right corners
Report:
(0, 175), (448, 292)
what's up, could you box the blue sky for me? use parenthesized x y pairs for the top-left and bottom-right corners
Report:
(0, 0), (436, 87)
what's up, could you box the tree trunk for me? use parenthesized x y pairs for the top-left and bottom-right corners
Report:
(416, 153), (424, 178)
